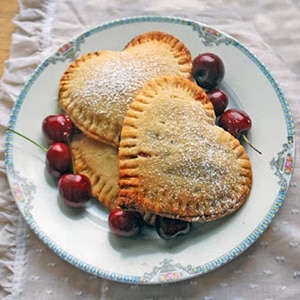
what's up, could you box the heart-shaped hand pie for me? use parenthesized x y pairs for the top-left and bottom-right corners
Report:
(59, 31), (192, 147)
(118, 75), (252, 222)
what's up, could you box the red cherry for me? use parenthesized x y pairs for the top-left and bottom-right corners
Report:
(58, 173), (92, 208)
(46, 142), (72, 178)
(155, 216), (191, 240)
(218, 108), (251, 137)
(192, 53), (225, 90)
(218, 108), (261, 154)
(42, 114), (73, 144)
(206, 88), (228, 116)
(108, 208), (143, 238)
(7, 129), (73, 178)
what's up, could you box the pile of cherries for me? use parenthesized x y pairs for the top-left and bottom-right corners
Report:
(192, 53), (261, 154)
(9, 114), (92, 208)
(42, 114), (93, 208)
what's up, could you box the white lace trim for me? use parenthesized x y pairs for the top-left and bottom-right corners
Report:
(0, 0), (56, 298)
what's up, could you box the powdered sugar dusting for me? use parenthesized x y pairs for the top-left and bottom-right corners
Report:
(70, 43), (187, 138)
(123, 90), (251, 221)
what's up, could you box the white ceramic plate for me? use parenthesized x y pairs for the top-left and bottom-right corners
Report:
(5, 16), (295, 284)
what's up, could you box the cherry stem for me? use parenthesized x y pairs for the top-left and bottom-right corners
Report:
(242, 134), (262, 155)
(64, 133), (76, 174)
(7, 128), (47, 153)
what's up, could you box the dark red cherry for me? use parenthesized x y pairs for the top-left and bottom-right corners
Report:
(42, 114), (73, 144)
(218, 108), (261, 154)
(58, 173), (92, 208)
(206, 88), (228, 116)
(6, 129), (74, 178)
(155, 216), (191, 240)
(192, 53), (225, 90)
(218, 108), (251, 137)
(46, 142), (72, 178)
(108, 209), (143, 238)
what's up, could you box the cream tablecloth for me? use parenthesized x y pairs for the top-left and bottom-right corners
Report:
(0, 0), (300, 299)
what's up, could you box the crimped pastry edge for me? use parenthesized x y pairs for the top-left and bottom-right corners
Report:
(125, 31), (192, 79)
(71, 134), (119, 210)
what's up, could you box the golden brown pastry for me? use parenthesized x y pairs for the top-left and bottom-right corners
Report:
(71, 134), (119, 210)
(59, 31), (192, 147)
(118, 75), (252, 222)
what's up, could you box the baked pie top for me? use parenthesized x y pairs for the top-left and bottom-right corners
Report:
(59, 31), (192, 147)
(118, 75), (252, 222)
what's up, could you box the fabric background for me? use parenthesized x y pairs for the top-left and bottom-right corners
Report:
(0, 0), (299, 299)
